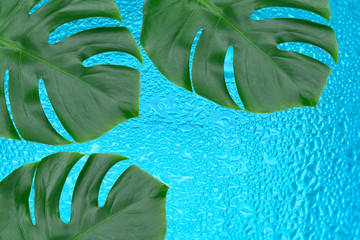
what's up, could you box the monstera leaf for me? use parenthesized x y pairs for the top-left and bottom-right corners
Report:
(0, 152), (168, 239)
(0, 0), (142, 145)
(141, 0), (338, 113)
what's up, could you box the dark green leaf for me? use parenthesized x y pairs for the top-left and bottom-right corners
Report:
(0, 152), (168, 240)
(0, 0), (142, 145)
(140, 0), (338, 113)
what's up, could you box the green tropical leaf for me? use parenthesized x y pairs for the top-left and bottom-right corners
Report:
(0, 0), (142, 145)
(0, 152), (168, 240)
(140, 0), (338, 113)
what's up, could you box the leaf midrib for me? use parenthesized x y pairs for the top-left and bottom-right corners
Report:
(197, 0), (287, 76)
(0, 38), (115, 100)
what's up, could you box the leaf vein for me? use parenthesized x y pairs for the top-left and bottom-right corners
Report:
(0, 38), (118, 102)
(198, 0), (289, 77)
(72, 198), (147, 240)
(0, 0), (26, 34)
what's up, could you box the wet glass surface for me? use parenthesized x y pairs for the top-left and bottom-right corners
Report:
(1, 0), (359, 239)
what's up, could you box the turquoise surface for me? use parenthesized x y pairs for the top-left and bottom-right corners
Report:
(1, 0), (359, 239)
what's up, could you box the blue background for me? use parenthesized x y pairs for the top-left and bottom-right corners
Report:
(1, 0), (359, 239)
